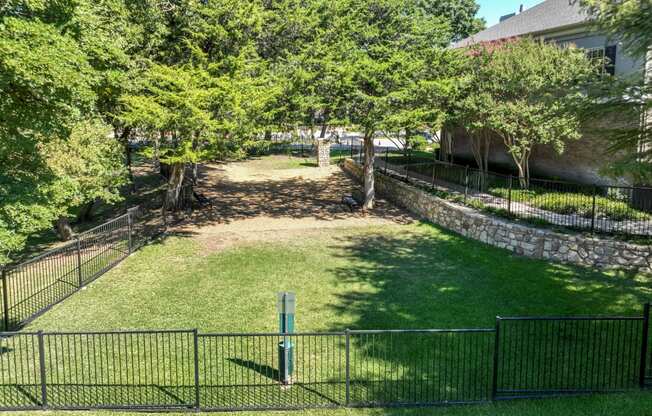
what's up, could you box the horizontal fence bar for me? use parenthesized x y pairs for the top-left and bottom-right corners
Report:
(499, 316), (643, 321)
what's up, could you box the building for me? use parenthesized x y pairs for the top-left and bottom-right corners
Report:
(450, 0), (647, 185)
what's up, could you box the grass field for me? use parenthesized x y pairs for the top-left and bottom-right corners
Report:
(24, 223), (650, 332)
(6, 155), (652, 414)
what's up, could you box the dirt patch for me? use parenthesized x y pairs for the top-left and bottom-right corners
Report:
(171, 156), (415, 254)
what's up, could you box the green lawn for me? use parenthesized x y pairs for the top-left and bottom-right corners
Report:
(10, 221), (652, 413)
(25, 222), (650, 332)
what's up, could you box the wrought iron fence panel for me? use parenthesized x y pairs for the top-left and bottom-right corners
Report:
(495, 317), (643, 398)
(41, 330), (195, 410)
(348, 329), (494, 406)
(198, 333), (346, 410)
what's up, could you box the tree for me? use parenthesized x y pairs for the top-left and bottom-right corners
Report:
(0, 4), (121, 262)
(417, 0), (485, 41)
(446, 47), (495, 185)
(333, 0), (452, 209)
(42, 120), (129, 239)
(120, 65), (215, 209)
(483, 39), (596, 186)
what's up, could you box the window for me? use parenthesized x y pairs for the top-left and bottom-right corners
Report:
(587, 45), (617, 75)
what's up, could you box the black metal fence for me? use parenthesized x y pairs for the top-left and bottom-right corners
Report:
(350, 146), (652, 237)
(0, 304), (650, 411)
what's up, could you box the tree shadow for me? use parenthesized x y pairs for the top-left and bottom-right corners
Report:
(320, 224), (651, 405)
(170, 163), (413, 231)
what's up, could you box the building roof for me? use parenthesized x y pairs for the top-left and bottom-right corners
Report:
(453, 0), (589, 48)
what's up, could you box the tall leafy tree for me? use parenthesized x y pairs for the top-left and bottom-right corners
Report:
(0, 2), (128, 261)
(417, 0), (484, 41)
(334, 0), (452, 209)
(483, 39), (596, 186)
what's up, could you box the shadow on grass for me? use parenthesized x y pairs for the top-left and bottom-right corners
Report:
(326, 224), (648, 330)
(319, 224), (650, 405)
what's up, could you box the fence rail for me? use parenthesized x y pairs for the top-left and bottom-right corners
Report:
(349, 145), (652, 237)
(0, 304), (650, 411)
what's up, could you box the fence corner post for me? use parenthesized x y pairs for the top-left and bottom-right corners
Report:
(345, 328), (351, 406)
(37, 330), (47, 409)
(75, 237), (83, 288)
(1, 267), (9, 331)
(491, 317), (501, 401)
(193, 328), (200, 411)
(127, 210), (133, 254)
(640, 303), (650, 389)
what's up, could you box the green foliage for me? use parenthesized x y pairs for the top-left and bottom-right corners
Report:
(582, 0), (652, 59)
(0, 1), (134, 263)
(417, 0), (485, 41)
(579, 0), (652, 183)
(452, 39), (596, 182)
(489, 187), (651, 221)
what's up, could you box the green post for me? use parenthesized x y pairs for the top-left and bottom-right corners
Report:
(277, 292), (296, 385)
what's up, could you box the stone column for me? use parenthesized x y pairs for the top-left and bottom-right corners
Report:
(316, 138), (331, 168)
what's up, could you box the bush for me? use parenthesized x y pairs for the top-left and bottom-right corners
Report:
(488, 187), (651, 221)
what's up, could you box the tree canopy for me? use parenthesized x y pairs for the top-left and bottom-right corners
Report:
(1, 0), (489, 262)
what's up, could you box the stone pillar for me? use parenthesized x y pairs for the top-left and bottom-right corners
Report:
(316, 138), (331, 168)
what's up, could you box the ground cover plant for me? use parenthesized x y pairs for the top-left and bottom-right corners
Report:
(488, 187), (651, 221)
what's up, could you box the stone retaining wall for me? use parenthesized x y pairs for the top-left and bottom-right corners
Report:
(342, 159), (652, 273)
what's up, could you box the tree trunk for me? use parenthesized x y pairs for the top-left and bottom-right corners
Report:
(55, 217), (74, 241)
(469, 129), (491, 190)
(363, 131), (375, 210)
(319, 123), (328, 139)
(192, 163), (198, 184)
(164, 163), (186, 212)
(120, 127), (135, 192)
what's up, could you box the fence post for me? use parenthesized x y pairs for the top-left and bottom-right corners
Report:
(345, 329), (351, 406)
(384, 148), (389, 175)
(464, 166), (469, 204)
(193, 329), (200, 410)
(76, 237), (83, 288)
(431, 162), (436, 189)
(2, 268), (9, 331)
(38, 331), (47, 409)
(507, 175), (513, 214)
(590, 185), (597, 234)
(640, 303), (650, 388)
(491, 317), (501, 401)
(350, 143), (353, 159)
(127, 211), (133, 254)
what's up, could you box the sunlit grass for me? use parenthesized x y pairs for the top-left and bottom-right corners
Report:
(25, 222), (650, 333)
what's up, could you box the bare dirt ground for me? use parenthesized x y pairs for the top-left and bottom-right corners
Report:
(174, 155), (415, 253)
